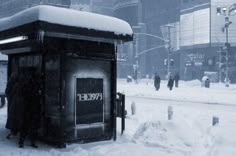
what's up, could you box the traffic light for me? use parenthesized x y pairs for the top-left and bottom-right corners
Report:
(164, 59), (174, 66)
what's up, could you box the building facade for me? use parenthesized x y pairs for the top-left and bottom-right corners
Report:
(180, 0), (236, 82)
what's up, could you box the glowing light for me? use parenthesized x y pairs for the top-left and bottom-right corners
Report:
(0, 36), (28, 45)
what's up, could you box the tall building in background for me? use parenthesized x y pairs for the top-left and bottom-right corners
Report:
(0, 0), (71, 18)
(180, 0), (236, 82)
(114, 0), (180, 78)
(113, 0), (140, 78)
(114, 0), (236, 82)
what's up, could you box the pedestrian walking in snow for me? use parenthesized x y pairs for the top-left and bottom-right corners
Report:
(133, 68), (138, 83)
(167, 75), (174, 91)
(154, 73), (161, 91)
(174, 72), (180, 88)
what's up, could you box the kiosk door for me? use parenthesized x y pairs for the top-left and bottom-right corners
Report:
(75, 78), (104, 135)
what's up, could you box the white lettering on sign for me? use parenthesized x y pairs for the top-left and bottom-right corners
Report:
(77, 93), (103, 101)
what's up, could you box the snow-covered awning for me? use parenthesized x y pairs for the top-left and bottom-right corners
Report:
(0, 5), (133, 40)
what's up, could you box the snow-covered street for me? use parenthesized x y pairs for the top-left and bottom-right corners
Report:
(0, 79), (236, 156)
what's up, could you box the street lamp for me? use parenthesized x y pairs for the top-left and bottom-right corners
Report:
(217, 3), (236, 87)
(161, 24), (174, 78)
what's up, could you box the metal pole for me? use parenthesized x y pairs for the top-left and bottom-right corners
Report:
(135, 34), (139, 83)
(219, 48), (222, 82)
(225, 16), (229, 87)
(167, 26), (171, 77)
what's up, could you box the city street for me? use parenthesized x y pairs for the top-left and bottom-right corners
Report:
(0, 1), (236, 156)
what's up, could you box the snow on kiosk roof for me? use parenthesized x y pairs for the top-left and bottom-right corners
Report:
(0, 5), (133, 46)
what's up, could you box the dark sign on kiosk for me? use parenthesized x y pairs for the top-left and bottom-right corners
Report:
(0, 5), (133, 147)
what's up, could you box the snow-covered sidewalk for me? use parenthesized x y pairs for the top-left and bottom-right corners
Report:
(118, 79), (236, 105)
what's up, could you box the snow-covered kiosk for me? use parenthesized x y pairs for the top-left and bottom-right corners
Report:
(0, 5), (133, 146)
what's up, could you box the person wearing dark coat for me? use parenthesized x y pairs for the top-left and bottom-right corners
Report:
(154, 73), (161, 91)
(174, 73), (180, 88)
(133, 68), (138, 83)
(19, 72), (42, 148)
(167, 75), (174, 91)
(5, 72), (24, 139)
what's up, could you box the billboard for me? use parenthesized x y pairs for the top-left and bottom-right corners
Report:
(180, 8), (210, 47)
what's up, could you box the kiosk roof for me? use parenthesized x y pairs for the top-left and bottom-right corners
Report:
(0, 5), (133, 37)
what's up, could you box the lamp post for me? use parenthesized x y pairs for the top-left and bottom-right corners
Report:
(162, 24), (174, 78)
(217, 4), (236, 87)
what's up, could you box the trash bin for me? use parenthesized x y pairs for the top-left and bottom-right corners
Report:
(127, 75), (132, 83)
(202, 76), (210, 88)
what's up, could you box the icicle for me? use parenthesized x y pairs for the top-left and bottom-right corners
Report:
(37, 30), (45, 44)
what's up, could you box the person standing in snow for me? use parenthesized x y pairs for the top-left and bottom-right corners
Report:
(154, 73), (161, 91)
(133, 68), (138, 83)
(167, 75), (174, 91)
(5, 72), (19, 139)
(174, 72), (180, 88)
